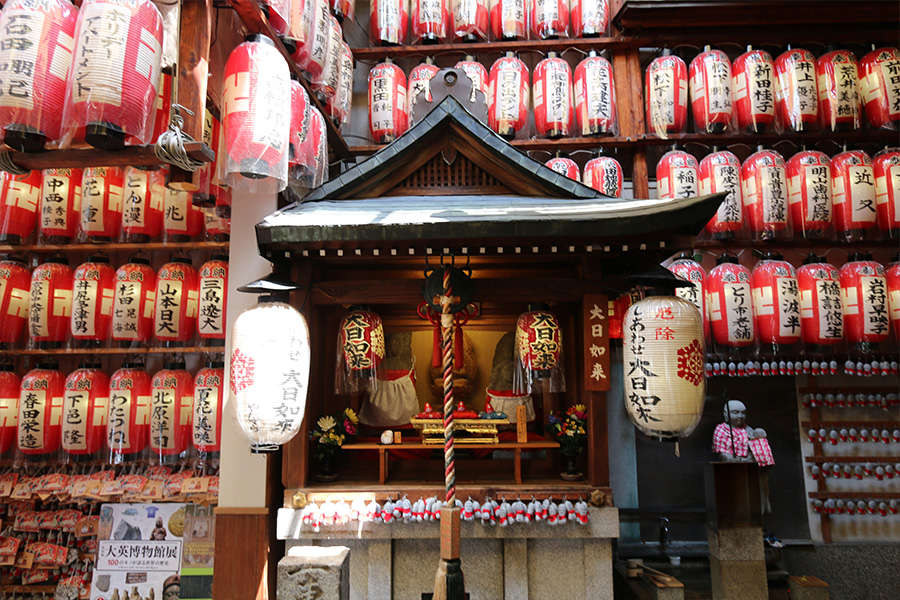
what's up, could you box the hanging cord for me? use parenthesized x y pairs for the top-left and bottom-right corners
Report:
(155, 103), (205, 172)
(0, 152), (29, 176)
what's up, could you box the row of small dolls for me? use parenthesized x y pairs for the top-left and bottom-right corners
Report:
(801, 391), (898, 408)
(704, 358), (899, 379)
(812, 499), (899, 516)
(0, 253), (228, 349)
(811, 462), (900, 481)
(807, 427), (900, 446)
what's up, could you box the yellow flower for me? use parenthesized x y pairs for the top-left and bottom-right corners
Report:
(345, 407), (359, 424)
(573, 404), (586, 414)
(566, 430), (575, 437)
(318, 415), (336, 432)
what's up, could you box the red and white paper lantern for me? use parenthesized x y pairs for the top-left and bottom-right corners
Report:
(645, 52), (688, 135)
(530, 0), (568, 39)
(874, 148), (900, 237)
(153, 258), (199, 345)
(150, 359), (194, 460)
(120, 166), (165, 243)
(858, 46), (900, 130)
(312, 16), (342, 104)
(689, 46), (733, 134)
(111, 256), (156, 346)
(412, 0), (449, 42)
(163, 188), (204, 242)
(263, 0), (291, 34)
(309, 107), (329, 188)
(288, 77), (313, 185)
(150, 67), (173, 143)
(198, 256), (228, 344)
(707, 256), (755, 349)
(18, 363), (64, 457)
(546, 156), (579, 181)
(294, 0), (330, 79)
(732, 46), (776, 133)
(751, 253), (801, 349)
(656, 148), (698, 200)
(817, 49), (861, 132)
(70, 255), (116, 346)
(886, 258), (900, 339)
(0, 257), (31, 348)
(62, 363), (109, 458)
(831, 149), (877, 242)
(786, 149), (832, 239)
(741, 148), (790, 241)
(571, 0), (607, 37)
(797, 256), (844, 348)
(583, 154), (622, 197)
(840, 254), (889, 346)
(29, 257), (73, 348)
(534, 52), (574, 138)
(408, 58), (440, 116)
(370, 0), (409, 45)
(193, 360), (224, 455)
(455, 55), (489, 106)
(204, 202), (231, 241)
(489, 0), (525, 40)
(451, 0), (488, 41)
(514, 306), (564, 392)
(0, 364), (20, 455)
(336, 307), (384, 393)
(574, 51), (617, 136)
(107, 359), (152, 460)
(668, 254), (709, 341)
(488, 53), (529, 139)
(700, 149), (743, 239)
(774, 48), (819, 132)
(79, 166), (124, 242)
(332, 0), (355, 21)
(368, 59), (408, 144)
(39, 169), (82, 243)
(0, 170), (42, 245)
(328, 43), (354, 126)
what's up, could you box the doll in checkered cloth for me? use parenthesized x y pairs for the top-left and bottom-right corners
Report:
(712, 400), (775, 513)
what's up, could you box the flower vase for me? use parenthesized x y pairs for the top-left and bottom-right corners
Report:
(560, 453), (583, 481)
(315, 452), (339, 483)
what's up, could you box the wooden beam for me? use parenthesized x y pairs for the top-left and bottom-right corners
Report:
(3, 143), (212, 171)
(351, 36), (642, 61)
(213, 510), (270, 600)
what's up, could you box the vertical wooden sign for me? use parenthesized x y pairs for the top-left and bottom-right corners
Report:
(516, 405), (528, 443)
(583, 294), (610, 392)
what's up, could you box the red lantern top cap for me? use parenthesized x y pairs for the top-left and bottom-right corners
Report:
(168, 257), (193, 266)
(45, 255), (69, 266)
(85, 253), (111, 264)
(759, 250), (784, 261)
(803, 253), (823, 265)
(210, 253), (229, 263)
(848, 251), (873, 262)
(716, 254), (739, 265)
(163, 357), (187, 370)
(77, 358), (103, 370)
(2, 255), (27, 266)
(0, 362), (14, 373)
(128, 256), (151, 266)
(206, 357), (225, 369)
(245, 33), (276, 46)
(120, 358), (146, 370)
(35, 360), (59, 370)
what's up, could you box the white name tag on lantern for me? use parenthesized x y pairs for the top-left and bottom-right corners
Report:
(41, 171), (72, 231)
(0, 9), (42, 111)
(29, 280), (49, 338)
(724, 282), (753, 343)
(704, 60), (731, 114)
(123, 171), (148, 228)
(860, 276), (889, 336)
(803, 165), (831, 221)
(882, 60), (900, 116)
(761, 166), (787, 224)
(372, 76), (395, 130)
(536, 0), (558, 23)
(107, 389), (132, 449)
(18, 389), (46, 451)
(814, 280), (843, 339)
(62, 391), (89, 452)
(71, 279), (98, 337)
(847, 166), (877, 223)
(252, 52), (289, 149)
(112, 281), (142, 339)
(586, 63), (612, 121)
(672, 167), (697, 199)
(776, 277), (800, 339)
(420, 0), (442, 24)
(497, 70), (521, 121)
(164, 190), (189, 233)
(72, 3), (130, 107)
(714, 165), (741, 222)
(154, 280), (182, 338)
(546, 64), (569, 124)
(151, 388), (177, 451)
(790, 60), (817, 116)
(192, 386), (218, 447)
(199, 277), (224, 335)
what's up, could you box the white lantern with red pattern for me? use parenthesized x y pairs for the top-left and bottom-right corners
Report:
(193, 359), (224, 456)
(583, 154), (621, 198)
(150, 358), (194, 462)
(732, 46), (776, 133)
(668, 253), (709, 341)
(514, 305), (565, 393)
(411, 0), (449, 43)
(707, 256), (755, 351)
(29, 256), (72, 349)
(111, 256), (156, 347)
(488, 52), (529, 139)
(689, 46), (734, 133)
(153, 258), (199, 346)
(859, 46), (900, 130)
(797, 255), (844, 349)
(574, 51), (617, 136)
(120, 166), (165, 243)
(874, 148), (900, 238)
(840, 253), (889, 347)
(451, 0), (488, 41)
(70, 254), (116, 347)
(370, 0), (409, 45)
(817, 50), (861, 132)
(198, 256), (228, 345)
(107, 359), (152, 461)
(408, 58), (440, 116)
(657, 148), (698, 200)
(0, 364), (20, 456)
(530, 0), (568, 39)
(786, 149), (832, 239)
(39, 168), (82, 243)
(18, 362), (65, 458)
(534, 52), (574, 138)
(79, 166), (124, 242)
(751, 253), (801, 352)
(741, 147), (791, 241)
(0, 257), (31, 349)
(645, 51), (688, 136)
(546, 157), (579, 181)
(489, 0), (525, 40)
(368, 59), (408, 144)
(699, 149), (743, 239)
(62, 362), (109, 459)
(831, 149), (877, 242)
(0, 170), (42, 245)
(774, 48), (819, 132)
(571, 0), (607, 37)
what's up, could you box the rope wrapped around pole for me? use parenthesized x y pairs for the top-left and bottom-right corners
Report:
(442, 264), (456, 505)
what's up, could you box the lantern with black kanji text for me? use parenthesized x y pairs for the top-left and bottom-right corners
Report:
(645, 51), (688, 136)
(120, 166), (165, 243)
(840, 253), (889, 348)
(732, 46), (776, 134)
(106, 358), (152, 462)
(368, 59), (408, 144)
(0, 0), (78, 152)
(489, 0), (525, 40)
(690, 46), (734, 134)
(751, 252), (801, 356)
(831, 149), (877, 243)
(79, 166), (124, 242)
(150, 358), (194, 463)
(657, 147), (698, 200)
(741, 147), (791, 241)
(455, 55), (488, 106)
(514, 305), (565, 394)
(571, 0), (607, 37)
(873, 148), (900, 238)
(530, 0), (568, 39)
(489, 52), (529, 139)
(70, 254), (116, 348)
(797, 255), (844, 351)
(0, 363), (19, 456)
(153, 258), (199, 346)
(583, 154), (621, 198)
(62, 360), (109, 460)
(574, 51), (617, 136)
(408, 58), (440, 116)
(336, 306), (385, 394)
(817, 50), (861, 132)
(293, 0), (330, 80)
(451, 0), (488, 41)
(774, 48), (819, 132)
(699, 149), (743, 239)
(534, 52), (573, 138)
(546, 156), (579, 181)
(198, 255), (228, 345)
(311, 15), (342, 105)
(886, 256), (899, 340)
(29, 256), (72, 349)
(39, 168), (82, 243)
(337, 42), (354, 126)
(193, 358), (224, 459)
(262, 0), (291, 35)
(18, 362), (65, 459)
(370, 0), (409, 45)
(668, 252), (709, 341)
(0, 170), (41, 245)
(288, 76), (313, 187)
(786, 149), (833, 239)
(0, 257), (30, 349)
(411, 0), (449, 43)
(163, 188), (204, 242)
(707, 255), (755, 358)
(111, 256), (156, 347)
(859, 46), (900, 130)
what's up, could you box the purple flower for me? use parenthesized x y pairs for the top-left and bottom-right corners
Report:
(549, 413), (562, 425)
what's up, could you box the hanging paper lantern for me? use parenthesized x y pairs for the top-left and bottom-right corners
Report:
(451, 0), (488, 41)
(29, 256), (73, 349)
(150, 66), (173, 143)
(368, 59), (408, 144)
(163, 188), (204, 242)
(751, 253), (801, 350)
(288, 77), (313, 186)
(0, 364), (20, 455)
(231, 301), (311, 451)
(732, 46), (776, 133)
(797, 256), (844, 348)
(332, 0), (355, 21)
(370, 0), (409, 45)
(817, 49), (861, 132)
(859, 46), (900, 130)
(583, 154), (622, 198)
(455, 55), (488, 106)
(707, 256), (755, 349)
(0, 0), (78, 152)
(17, 363), (64, 456)
(623, 295), (705, 439)
(193, 359), (224, 455)
(411, 0), (449, 43)
(530, 0), (568, 39)
(153, 258), (199, 345)
(534, 52), (574, 138)
(574, 51), (617, 136)
(262, 0), (291, 34)
(0, 170), (41, 245)
(312, 15), (342, 104)
(489, 0), (525, 40)
(329, 42), (354, 126)
(336, 307), (384, 393)
(840, 253), (889, 346)
(150, 358), (194, 460)
(571, 0), (607, 37)
(741, 147), (790, 241)
(514, 305), (564, 393)
(886, 258), (900, 339)
(408, 58), (440, 116)
(107, 359), (152, 460)
(831, 149), (877, 242)
(546, 157), (579, 181)
(198, 255), (228, 344)
(699, 149), (742, 239)
(786, 149), (832, 239)
(488, 53), (529, 140)
(310, 108), (329, 188)
(79, 166), (124, 242)
(63, 0), (164, 149)
(874, 148), (900, 237)
(294, 0), (331, 81)
(204, 203), (231, 242)
(668, 254), (709, 341)
(774, 48), (819, 132)
(111, 256), (156, 346)
(70, 254), (116, 347)
(0, 257), (31, 349)
(62, 362), (109, 458)
(223, 34), (290, 194)
(689, 46), (733, 134)
(645, 51), (688, 135)
(656, 148), (698, 200)
(39, 168), (82, 243)
(120, 166), (166, 243)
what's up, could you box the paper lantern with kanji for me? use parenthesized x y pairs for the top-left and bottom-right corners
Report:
(645, 51), (688, 135)
(817, 50), (861, 132)
(874, 148), (900, 237)
(18, 363), (64, 457)
(489, 0), (525, 40)
(106, 359), (152, 460)
(546, 157), (579, 181)
(689, 46), (734, 134)
(699, 149), (742, 239)
(336, 307), (384, 393)
(534, 52), (573, 138)
(111, 256), (156, 346)
(153, 258), (199, 345)
(786, 149), (832, 239)
(163, 188), (204, 242)
(79, 166), (124, 242)
(571, 0), (607, 37)
(840, 254), (889, 346)
(333, 43), (354, 126)
(751, 253), (801, 349)
(192, 360), (224, 455)
(70, 254), (116, 346)
(574, 51), (617, 136)
(707, 256), (755, 349)
(455, 55), (488, 106)
(231, 301), (311, 451)
(732, 47), (776, 133)
(0, 257), (31, 348)
(120, 166), (165, 243)
(150, 66), (172, 143)
(668, 254), (709, 340)
(370, 0), (409, 45)
(741, 148), (791, 241)
(288, 77), (313, 186)
(859, 46), (900, 130)
(312, 15), (342, 104)
(150, 359), (194, 460)
(886, 257), (900, 339)
(29, 256), (72, 349)
(774, 48), (819, 132)
(408, 59), (440, 115)
(332, 0), (355, 21)
(39, 168), (82, 243)
(309, 107), (328, 188)
(583, 154), (622, 197)
(411, 0), (449, 43)
(0, 364), (20, 455)
(0, 0), (78, 152)
(63, 0), (164, 149)
(262, 0), (291, 34)
(451, 0), (487, 41)
(831, 149), (877, 242)
(368, 59), (408, 144)
(198, 256), (228, 344)
(0, 170), (41, 247)
(530, 0), (568, 39)
(488, 53), (529, 139)
(797, 256), (844, 347)
(62, 362), (109, 458)
(624, 295), (705, 439)
(223, 34), (290, 194)
(514, 306), (565, 393)
(293, 0), (330, 79)
(656, 148), (698, 200)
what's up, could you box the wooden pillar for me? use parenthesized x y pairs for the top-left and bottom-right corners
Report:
(213, 509), (271, 599)
(582, 258), (610, 486)
(613, 48), (650, 199)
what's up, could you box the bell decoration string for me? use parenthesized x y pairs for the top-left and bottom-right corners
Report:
(0, 152), (29, 176)
(155, 103), (206, 173)
(442, 263), (456, 505)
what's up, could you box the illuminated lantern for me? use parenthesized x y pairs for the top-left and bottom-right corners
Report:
(151, 67), (173, 143)
(488, 53), (529, 139)
(62, 361), (109, 458)
(150, 358), (194, 460)
(70, 254), (116, 347)
(368, 59), (408, 144)
(39, 169), (82, 243)
(451, 0), (488, 41)
(489, 0), (525, 40)
(107, 359), (152, 460)
(231, 300), (311, 451)
(741, 147), (790, 241)
(223, 34), (290, 194)
(0, 364), (20, 455)
(29, 256), (73, 349)
(514, 305), (564, 393)
(831, 149), (877, 242)
(120, 166), (166, 243)
(774, 48), (819, 132)
(198, 256), (228, 345)
(645, 51), (688, 135)
(571, 0), (607, 37)
(583, 154), (622, 197)
(699, 149), (743, 239)
(192, 358), (224, 456)
(817, 50), (861, 132)
(534, 52), (574, 138)
(154, 258), (199, 346)
(163, 188), (204, 242)
(530, 0), (568, 39)
(79, 166), (124, 242)
(858, 46), (900, 130)
(874, 148), (900, 237)
(408, 58), (440, 116)
(0, 170), (41, 245)
(574, 51), (617, 136)
(751, 253), (801, 352)
(455, 55), (489, 106)
(263, 0), (291, 34)
(689, 46), (733, 134)
(786, 149), (832, 239)
(0, 257), (31, 348)
(294, 0), (330, 80)
(332, 0), (355, 21)
(623, 294), (705, 439)
(546, 156), (579, 181)
(707, 256), (755, 349)
(18, 363), (64, 457)
(0, 0), (78, 152)
(840, 253), (889, 347)
(886, 257), (900, 339)
(411, 0), (449, 43)
(370, 0), (409, 45)
(312, 16), (342, 104)
(336, 307), (384, 393)
(797, 255), (844, 349)
(64, 0), (164, 149)
(732, 46), (776, 133)
(668, 253), (709, 341)
(656, 147), (698, 200)
(111, 256), (156, 347)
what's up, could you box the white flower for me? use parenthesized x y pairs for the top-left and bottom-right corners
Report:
(318, 416), (336, 432)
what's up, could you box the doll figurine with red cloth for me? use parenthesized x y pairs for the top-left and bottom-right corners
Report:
(713, 399), (775, 512)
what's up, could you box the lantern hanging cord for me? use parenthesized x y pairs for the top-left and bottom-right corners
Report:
(442, 264), (456, 505)
(155, 104), (206, 173)
(0, 152), (29, 176)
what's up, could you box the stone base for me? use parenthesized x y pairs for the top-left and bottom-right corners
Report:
(708, 526), (764, 562)
(788, 575), (829, 600)
(650, 580), (684, 600)
(709, 555), (768, 600)
(278, 546), (350, 600)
